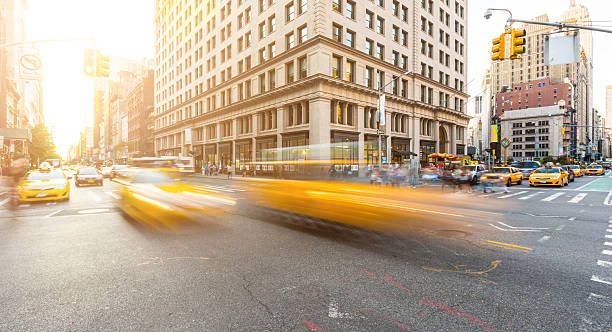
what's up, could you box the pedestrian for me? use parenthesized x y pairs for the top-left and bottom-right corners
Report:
(227, 163), (233, 179)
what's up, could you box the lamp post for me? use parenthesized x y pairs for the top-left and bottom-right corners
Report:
(377, 70), (413, 168)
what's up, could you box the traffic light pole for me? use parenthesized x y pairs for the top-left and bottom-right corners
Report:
(485, 8), (612, 34)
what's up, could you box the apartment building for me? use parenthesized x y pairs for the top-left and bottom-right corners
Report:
(153, 0), (469, 173)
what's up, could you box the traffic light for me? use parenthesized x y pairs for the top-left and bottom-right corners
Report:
(95, 51), (110, 77)
(83, 48), (95, 77)
(561, 127), (566, 135)
(491, 32), (506, 61)
(510, 28), (526, 59)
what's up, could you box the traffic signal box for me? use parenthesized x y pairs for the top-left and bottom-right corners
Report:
(491, 32), (506, 61)
(510, 28), (526, 59)
(83, 48), (110, 78)
(491, 29), (526, 61)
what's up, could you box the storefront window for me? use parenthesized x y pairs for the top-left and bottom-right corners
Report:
(364, 136), (386, 164)
(331, 135), (358, 164)
(256, 139), (277, 161)
(282, 135), (309, 161)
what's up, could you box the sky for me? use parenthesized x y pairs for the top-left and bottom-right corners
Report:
(23, 0), (612, 157)
(24, 0), (154, 157)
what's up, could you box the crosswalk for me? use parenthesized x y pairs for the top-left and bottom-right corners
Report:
(479, 190), (610, 205)
(192, 184), (245, 193)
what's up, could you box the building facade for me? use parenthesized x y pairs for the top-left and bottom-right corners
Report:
(153, 0), (469, 173)
(500, 105), (566, 161)
(605, 85), (612, 136)
(495, 78), (572, 114)
(127, 69), (155, 157)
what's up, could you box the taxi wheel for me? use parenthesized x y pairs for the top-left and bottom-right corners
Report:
(564, 179), (569, 186)
(517, 179), (522, 185)
(529, 184), (535, 187)
(506, 179), (511, 187)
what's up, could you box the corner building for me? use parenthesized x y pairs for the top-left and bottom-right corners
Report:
(153, 0), (469, 174)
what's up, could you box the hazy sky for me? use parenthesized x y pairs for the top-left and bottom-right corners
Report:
(23, 0), (611, 157)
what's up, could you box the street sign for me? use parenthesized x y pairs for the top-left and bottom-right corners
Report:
(18, 49), (43, 80)
(501, 137), (511, 148)
(378, 95), (386, 126)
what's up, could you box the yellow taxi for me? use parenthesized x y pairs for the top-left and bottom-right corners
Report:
(479, 166), (524, 187)
(529, 166), (568, 187)
(568, 165), (585, 177)
(116, 169), (236, 231)
(17, 167), (70, 202)
(585, 164), (605, 176)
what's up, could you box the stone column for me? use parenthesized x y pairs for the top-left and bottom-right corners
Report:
(309, 98), (331, 166)
(412, 116), (420, 159)
(252, 113), (258, 163)
(450, 124), (457, 155)
(434, 120), (440, 153)
(277, 107), (284, 160)
(385, 111), (392, 164)
(302, 101), (309, 124)
(232, 118), (238, 165)
(357, 105), (365, 176)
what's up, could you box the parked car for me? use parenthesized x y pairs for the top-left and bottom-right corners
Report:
(601, 161), (611, 170)
(516, 161), (542, 179)
(110, 165), (129, 179)
(75, 167), (103, 187)
(100, 166), (113, 178)
(559, 165), (575, 182)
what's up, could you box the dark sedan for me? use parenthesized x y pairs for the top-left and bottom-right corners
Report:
(516, 161), (542, 179)
(75, 167), (103, 187)
(560, 165), (575, 182)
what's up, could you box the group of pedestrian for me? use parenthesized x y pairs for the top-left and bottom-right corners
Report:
(437, 165), (473, 193)
(201, 163), (235, 179)
(367, 164), (413, 187)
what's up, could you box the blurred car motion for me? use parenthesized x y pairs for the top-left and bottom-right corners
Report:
(529, 166), (568, 187)
(247, 178), (498, 236)
(17, 168), (70, 202)
(100, 166), (113, 178)
(116, 169), (236, 231)
(110, 165), (129, 179)
(75, 167), (103, 187)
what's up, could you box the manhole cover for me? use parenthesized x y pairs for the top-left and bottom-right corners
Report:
(436, 230), (469, 238)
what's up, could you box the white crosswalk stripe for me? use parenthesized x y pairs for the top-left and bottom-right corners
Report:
(568, 193), (587, 203)
(541, 192), (564, 202)
(194, 184), (244, 193)
(591, 275), (612, 285)
(518, 192), (544, 200)
(597, 260), (612, 268)
(498, 191), (526, 199)
(105, 191), (120, 200)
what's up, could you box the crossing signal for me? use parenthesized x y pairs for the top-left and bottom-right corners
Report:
(95, 51), (110, 77)
(491, 32), (506, 61)
(510, 28), (526, 59)
(83, 48), (95, 77)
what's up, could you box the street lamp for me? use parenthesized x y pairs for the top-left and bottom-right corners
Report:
(377, 70), (413, 168)
(484, 8), (514, 30)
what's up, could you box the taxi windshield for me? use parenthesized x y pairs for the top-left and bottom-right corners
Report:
(587, 165), (602, 168)
(492, 167), (511, 173)
(534, 168), (560, 174)
(569, 166), (580, 169)
(25, 170), (65, 180)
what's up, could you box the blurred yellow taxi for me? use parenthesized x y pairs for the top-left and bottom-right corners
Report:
(529, 166), (568, 187)
(479, 167), (523, 187)
(568, 165), (584, 177)
(17, 167), (70, 202)
(585, 164), (604, 176)
(116, 169), (235, 231)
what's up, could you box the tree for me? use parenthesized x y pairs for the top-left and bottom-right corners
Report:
(28, 124), (60, 165)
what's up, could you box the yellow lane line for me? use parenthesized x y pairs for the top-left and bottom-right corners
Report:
(483, 239), (533, 252)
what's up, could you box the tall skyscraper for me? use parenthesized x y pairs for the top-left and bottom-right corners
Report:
(153, 0), (470, 173)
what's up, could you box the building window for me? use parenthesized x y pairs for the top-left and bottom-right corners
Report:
(298, 56), (307, 79)
(332, 55), (342, 79)
(299, 25), (308, 43)
(365, 10), (374, 29)
(268, 69), (276, 89)
(346, 1), (355, 19)
(286, 2), (295, 22)
(298, 0), (307, 14)
(345, 30), (355, 48)
(332, 0), (341, 12)
(286, 61), (295, 83)
(376, 43), (384, 60)
(377, 70), (384, 90)
(332, 24), (342, 42)
(286, 32), (295, 49)
(376, 16), (384, 34)
(346, 59), (355, 82)
(365, 66), (373, 88)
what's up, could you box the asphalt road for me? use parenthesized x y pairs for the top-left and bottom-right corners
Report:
(0, 172), (610, 331)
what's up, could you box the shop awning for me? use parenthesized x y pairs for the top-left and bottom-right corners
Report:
(0, 128), (31, 141)
(393, 149), (417, 156)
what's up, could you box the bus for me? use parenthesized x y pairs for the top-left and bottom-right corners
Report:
(128, 156), (195, 173)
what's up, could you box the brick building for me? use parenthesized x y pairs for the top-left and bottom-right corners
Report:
(495, 78), (572, 116)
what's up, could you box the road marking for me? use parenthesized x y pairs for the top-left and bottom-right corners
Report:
(518, 192), (544, 200)
(556, 225), (565, 231)
(328, 300), (349, 318)
(483, 240), (532, 252)
(45, 209), (63, 218)
(587, 293), (612, 307)
(597, 260), (612, 268)
(498, 222), (548, 230)
(568, 193), (587, 203)
(537, 236), (551, 243)
(0, 198), (9, 206)
(607, 229), (612, 233)
(604, 242), (612, 247)
(575, 179), (599, 190)
(606, 235), (612, 239)
(541, 192), (564, 202)
(498, 191), (527, 199)
(77, 208), (109, 214)
(591, 275), (612, 285)
(603, 250), (612, 256)
(568, 217), (576, 221)
(604, 191), (612, 206)
(105, 191), (120, 199)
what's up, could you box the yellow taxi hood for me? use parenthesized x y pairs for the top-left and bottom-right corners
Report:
(20, 179), (67, 187)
